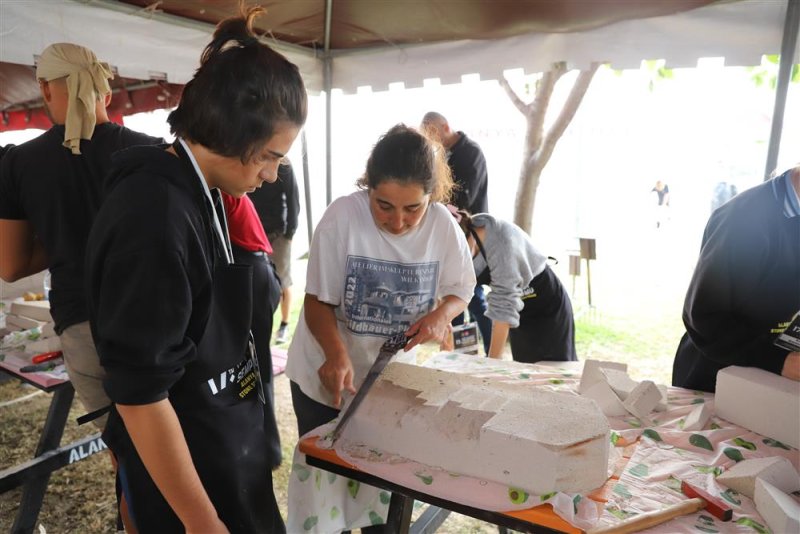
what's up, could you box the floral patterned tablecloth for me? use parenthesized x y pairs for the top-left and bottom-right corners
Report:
(288, 353), (799, 533)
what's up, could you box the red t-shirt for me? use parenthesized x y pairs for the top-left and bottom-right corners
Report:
(221, 191), (272, 254)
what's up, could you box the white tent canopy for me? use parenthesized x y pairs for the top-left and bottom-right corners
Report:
(1, 0), (795, 94)
(1, 0), (796, 218)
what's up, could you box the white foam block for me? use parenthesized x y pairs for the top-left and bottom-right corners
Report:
(682, 402), (713, 431)
(5, 314), (46, 331)
(582, 380), (629, 417)
(10, 300), (52, 322)
(24, 337), (61, 354)
(655, 384), (668, 412)
(579, 360), (627, 394)
(41, 322), (56, 339)
(716, 366), (800, 449)
(344, 361), (610, 495)
(622, 380), (661, 420)
(600, 368), (638, 400)
(754, 478), (800, 534)
(717, 457), (800, 499)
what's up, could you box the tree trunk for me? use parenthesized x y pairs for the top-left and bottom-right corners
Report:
(500, 62), (601, 234)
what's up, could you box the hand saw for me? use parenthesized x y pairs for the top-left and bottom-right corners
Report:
(329, 332), (410, 445)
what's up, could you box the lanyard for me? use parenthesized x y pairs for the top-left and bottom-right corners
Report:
(177, 138), (232, 264)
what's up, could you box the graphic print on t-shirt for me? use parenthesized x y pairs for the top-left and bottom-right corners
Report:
(343, 255), (438, 337)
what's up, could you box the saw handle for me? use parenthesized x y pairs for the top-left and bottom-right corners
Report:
(586, 498), (706, 534)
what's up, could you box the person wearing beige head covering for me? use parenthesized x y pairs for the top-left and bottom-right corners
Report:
(36, 43), (114, 155)
(1, 41), (162, 532)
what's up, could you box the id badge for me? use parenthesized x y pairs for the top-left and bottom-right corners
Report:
(247, 332), (267, 405)
(774, 311), (800, 352)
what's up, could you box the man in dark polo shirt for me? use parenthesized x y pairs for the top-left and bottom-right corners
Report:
(248, 161), (300, 344)
(422, 111), (492, 353)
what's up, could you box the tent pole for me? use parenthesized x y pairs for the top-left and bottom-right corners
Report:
(325, 59), (333, 206)
(324, 0), (334, 205)
(301, 130), (313, 248)
(764, 0), (799, 180)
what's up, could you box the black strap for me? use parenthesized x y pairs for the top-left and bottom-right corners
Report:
(469, 227), (489, 264)
(77, 405), (111, 426)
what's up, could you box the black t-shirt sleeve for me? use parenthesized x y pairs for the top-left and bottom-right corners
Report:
(90, 180), (205, 405)
(682, 208), (787, 374)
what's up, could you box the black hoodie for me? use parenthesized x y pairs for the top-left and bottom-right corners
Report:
(86, 144), (215, 405)
(672, 171), (800, 392)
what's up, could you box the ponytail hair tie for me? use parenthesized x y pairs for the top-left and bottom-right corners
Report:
(240, 35), (260, 47)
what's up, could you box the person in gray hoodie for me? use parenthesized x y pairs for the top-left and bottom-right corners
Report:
(452, 208), (576, 363)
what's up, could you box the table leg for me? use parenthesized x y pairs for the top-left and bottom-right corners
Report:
(409, 503), (451, 534)
(11, 383), (75, 534)
(386, 492), (413, 533)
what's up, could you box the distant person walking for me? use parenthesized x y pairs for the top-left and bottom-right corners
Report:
(651, 180), (670, 228)
(249, 161), (300, 344)
(422, 111), (492, 352)
(711, 181), (738, 213)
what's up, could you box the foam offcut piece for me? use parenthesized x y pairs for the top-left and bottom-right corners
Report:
(600, 367), (638, 400)
(754, 478), (800, 534)
(715, 366), (800, 449)
(582, 380), (629, 417)
(655, 384), (669, 412)
(682, 402), (713, 431)
(579, 360), (627, 394)
(622, 380), (662, 420)
(717, 457), (800, 499)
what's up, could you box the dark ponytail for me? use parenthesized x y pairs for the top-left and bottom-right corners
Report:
(168, 4), (307, 162)
(200, 6), (263, 65)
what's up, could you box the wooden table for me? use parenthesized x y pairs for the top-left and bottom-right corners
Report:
(0, 363), (105, 534)
(300, 435), (587, 534)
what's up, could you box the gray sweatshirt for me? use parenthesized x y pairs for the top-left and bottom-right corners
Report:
(472, 214), (548, 328)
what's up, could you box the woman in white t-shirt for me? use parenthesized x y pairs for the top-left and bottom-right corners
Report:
(286, 124), (475, 437)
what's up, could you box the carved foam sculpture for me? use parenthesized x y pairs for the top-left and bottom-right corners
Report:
(340, 362), (610, 494)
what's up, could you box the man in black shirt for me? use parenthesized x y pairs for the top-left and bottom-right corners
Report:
(0, 43), (162, 427)
(422, 111), (488, 214)
(422, 111), (492, 352)
(672, 167), (800, 392)
(248, 161), (300, 343)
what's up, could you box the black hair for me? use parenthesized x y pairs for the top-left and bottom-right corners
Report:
(357, 124), (453, 203)
(168, 6), (307, 162)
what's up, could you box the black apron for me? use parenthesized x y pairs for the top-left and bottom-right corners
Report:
(471, 228), (576, 364)
(231, 243), (283, 468)
(101, 142), (284, 533)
